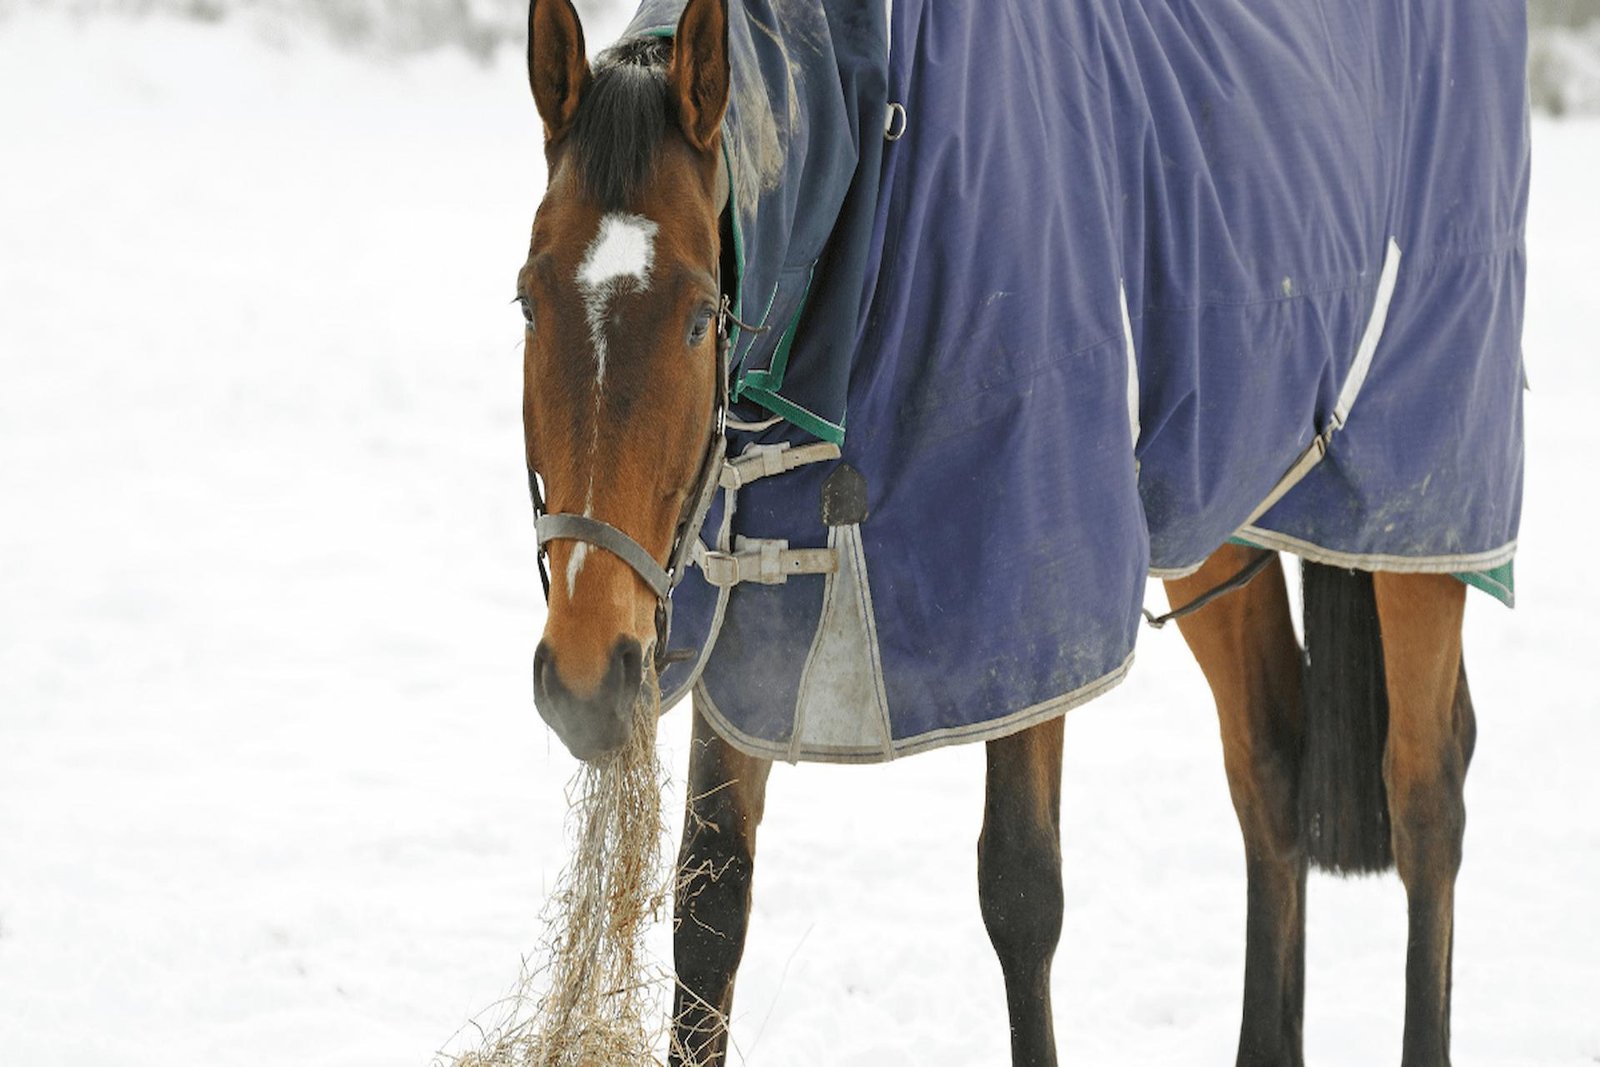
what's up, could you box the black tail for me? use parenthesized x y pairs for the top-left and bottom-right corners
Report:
(1300, 561), (1394, 875)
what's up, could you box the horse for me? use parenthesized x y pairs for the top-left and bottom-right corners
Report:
(517, 0), (1522, 1063)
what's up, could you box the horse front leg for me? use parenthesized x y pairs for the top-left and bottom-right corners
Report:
(1373, 572), (1474, 1067)
(671, 698), (772, 1067)
(979, 715), (1065, 1066)
(1168, 546), (1307, 1067)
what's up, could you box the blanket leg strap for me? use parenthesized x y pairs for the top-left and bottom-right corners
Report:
(1143, 549), (1275, 630)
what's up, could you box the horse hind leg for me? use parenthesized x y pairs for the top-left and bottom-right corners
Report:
(979, 715), (1065, 1066)
(1301, 564), (1472, 1066)
(1168, 545), (1307, 1067)
(1373, 571), (1472, 1067)
(671, 700), (772, 1067)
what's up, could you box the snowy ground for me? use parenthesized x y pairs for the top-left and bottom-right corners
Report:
(1, 13), (1597, 1066)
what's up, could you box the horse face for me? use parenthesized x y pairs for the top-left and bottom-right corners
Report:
(520, 0), (728, 761)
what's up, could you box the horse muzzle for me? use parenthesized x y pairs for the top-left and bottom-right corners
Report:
(532, 636), (645, 762)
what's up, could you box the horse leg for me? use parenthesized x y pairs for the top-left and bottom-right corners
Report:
(1373, 572), (1473, 1067)
(671, 699), (772, 1067)
(979, 715), (1065, 1066)
(1167, 545), (1306, 1067)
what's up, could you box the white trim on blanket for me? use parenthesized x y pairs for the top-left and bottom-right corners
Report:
(1332, 237), (1403, 431)
(1232, 525), (1517, 576)
(1120, 280), (1140, 448)
(1237, 236), (1403, 531)
(694, 651), (1136, 765)
(659, 485), (739, 714)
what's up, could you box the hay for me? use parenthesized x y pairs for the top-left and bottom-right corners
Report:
(440, 671), (707, 1067)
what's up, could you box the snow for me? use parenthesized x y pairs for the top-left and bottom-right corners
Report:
(1, 12), (1597, 1065)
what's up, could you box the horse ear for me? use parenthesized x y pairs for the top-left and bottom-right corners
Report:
(527, 0), (590, 141)
(669, 0), (730, 153)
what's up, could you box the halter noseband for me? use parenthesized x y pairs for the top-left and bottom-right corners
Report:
(528, 293), (743, 672)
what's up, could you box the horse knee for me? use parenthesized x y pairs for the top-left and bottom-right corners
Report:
(1384, 702), (1469, 891)
(1384, 759), (1467, 886)
(1383, 676), (1471, 884)
(978, 822), (1063, 976)
(1221, 744), (1302, 861)
(674, 718), (770, 1045)
(675, 828), (756, 983)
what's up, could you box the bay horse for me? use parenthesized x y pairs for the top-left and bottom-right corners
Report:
(518, 0), (1491, 1063)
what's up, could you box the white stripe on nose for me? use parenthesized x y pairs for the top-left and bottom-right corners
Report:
(569, 214), (655, 599)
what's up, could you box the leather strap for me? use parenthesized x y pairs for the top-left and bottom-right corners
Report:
(1142, 549), (1274, 630)
(536, 513), (672, 601)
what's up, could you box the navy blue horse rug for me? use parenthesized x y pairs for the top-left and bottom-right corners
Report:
(626, 0), (1529, 762)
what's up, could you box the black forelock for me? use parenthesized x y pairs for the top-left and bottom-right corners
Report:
(567, 36), (674, 210)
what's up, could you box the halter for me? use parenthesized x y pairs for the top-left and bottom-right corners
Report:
(528, 293), (745, 672)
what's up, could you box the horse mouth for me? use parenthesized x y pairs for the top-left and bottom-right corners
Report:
(532, 637), (645, 762)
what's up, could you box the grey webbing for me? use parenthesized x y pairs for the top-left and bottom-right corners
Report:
(694, 537), (837, 587)
(536, 513), (672, 601)
(719, 441), (841, 490)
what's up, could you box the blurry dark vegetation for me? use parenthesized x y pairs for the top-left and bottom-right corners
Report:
(2, 0), (1598, 113)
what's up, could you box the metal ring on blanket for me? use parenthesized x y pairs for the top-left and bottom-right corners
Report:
(885, 102), (908, 141)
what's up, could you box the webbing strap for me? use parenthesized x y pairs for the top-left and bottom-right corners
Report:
(695, 537), (837, 588)
(719, 441), (842, 490)
(536, 513), (672, 600)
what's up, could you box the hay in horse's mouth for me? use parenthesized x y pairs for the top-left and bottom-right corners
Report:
(440, 672), (689, 1067)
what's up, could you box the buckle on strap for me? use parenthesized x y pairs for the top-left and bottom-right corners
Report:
(719, 442), (841, 490)
(695, 536), (837, 588)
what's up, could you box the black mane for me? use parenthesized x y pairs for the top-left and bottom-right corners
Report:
(568, 36), (674, 210)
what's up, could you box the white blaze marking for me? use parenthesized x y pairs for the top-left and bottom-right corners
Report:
(566, 542), (588, 599)
(577, 212), (658, 386)
(579, 213), (657, 288)
(566, 214), (658, 596)
(565, 486), (599, 600)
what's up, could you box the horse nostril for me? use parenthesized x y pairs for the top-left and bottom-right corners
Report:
(533, 641), (556, 702)
(611, 638), (645, 709)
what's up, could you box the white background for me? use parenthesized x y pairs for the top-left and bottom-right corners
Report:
(1, 10), (1597, 1065)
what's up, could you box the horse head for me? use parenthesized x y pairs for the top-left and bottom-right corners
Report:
(520, 0), (730, 762)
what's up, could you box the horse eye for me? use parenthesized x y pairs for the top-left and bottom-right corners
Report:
(518, 296), (535, 332)
(687, 306), (715, 347)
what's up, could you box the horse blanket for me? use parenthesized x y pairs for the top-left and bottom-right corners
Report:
(626, 0), (1530, 762)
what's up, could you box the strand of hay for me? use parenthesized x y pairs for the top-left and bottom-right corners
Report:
(442, 671), (695, 1067)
